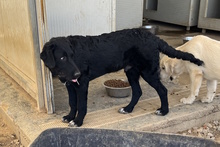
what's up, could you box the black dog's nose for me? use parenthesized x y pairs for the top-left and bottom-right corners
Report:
(170, 76), (173, 81)
(74, 72), (81, 78)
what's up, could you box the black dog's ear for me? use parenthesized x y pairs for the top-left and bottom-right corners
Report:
(40, 44), (56, 69)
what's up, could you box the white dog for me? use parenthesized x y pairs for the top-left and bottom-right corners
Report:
(160, 35), (220, 104)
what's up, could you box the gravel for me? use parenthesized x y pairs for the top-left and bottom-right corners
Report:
(178, 120), (220, 142)
(0, 116), (24, 147)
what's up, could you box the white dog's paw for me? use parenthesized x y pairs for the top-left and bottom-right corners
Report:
(201, 97), (213, 103)
(180, 97), (194, 104)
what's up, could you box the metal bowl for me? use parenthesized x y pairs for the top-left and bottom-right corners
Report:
(141, 25), (159, 35)
(103, 79), (131, 98)
(183, 36), (193, 44)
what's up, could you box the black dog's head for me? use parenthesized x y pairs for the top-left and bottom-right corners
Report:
(40, 37), (81, 82)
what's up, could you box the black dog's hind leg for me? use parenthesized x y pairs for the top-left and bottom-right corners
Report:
(119, 68), (142, 114)
(62, 82), (77, 123)
(141, 70), (169, 116)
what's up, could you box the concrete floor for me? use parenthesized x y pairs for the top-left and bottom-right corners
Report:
(1, 21), (220, 146)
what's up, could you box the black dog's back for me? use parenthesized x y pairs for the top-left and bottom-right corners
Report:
(70, 28), (203, 65)
(67, 29), (157, 79)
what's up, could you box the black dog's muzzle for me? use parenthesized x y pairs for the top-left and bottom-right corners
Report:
(73, 71), (81, 79)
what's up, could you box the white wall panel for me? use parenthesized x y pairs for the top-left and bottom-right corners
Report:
(116, 0), (143, 30)
(44, 0), (143, 38)
(45, 0), (113, 38)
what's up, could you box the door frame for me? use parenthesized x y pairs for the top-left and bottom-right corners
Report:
(33, 0), (55, 114)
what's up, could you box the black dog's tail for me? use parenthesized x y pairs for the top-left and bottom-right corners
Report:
(158, 39), (204, 66)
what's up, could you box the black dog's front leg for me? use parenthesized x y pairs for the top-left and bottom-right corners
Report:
(62, 82), (77, 123)
(68, 79), (89, 127)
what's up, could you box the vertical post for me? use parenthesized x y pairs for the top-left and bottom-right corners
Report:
(28, 0), (46, 112)
(34, 0), (55, 114)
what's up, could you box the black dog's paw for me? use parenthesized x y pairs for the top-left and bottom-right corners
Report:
(118, 107), (133, 114)
(118, 108), (129, 114)
(68, 119), (83, 127)
(68, 120), (79, 127)
(62, 115), (75, 123)
(155, 107), (169, 116)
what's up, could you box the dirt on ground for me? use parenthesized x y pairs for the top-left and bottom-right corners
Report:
(0, 116), (23, 147)
(177, 120), (220, 143)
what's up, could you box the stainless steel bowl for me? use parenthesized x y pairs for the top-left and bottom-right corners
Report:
(103, 79), (131, 98)
(183, 36), (193, 44)
(141, 25), (159, 35)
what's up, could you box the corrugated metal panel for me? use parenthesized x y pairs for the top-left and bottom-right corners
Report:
(44, 0), (143, 38)
(45, 0), (113, 38)
(116, 0), (143, 30)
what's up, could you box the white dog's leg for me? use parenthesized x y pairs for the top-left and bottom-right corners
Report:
(180, 71), (203, 104)
(201, 80), (217, 103)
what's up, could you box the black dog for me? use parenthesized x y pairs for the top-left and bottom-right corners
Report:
(40, 28), (203, 127)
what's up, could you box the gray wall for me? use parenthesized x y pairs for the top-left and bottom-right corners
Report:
(207, 0), (220, 18)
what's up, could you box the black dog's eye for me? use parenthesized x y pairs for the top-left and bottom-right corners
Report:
(60, 56), (67, 61)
